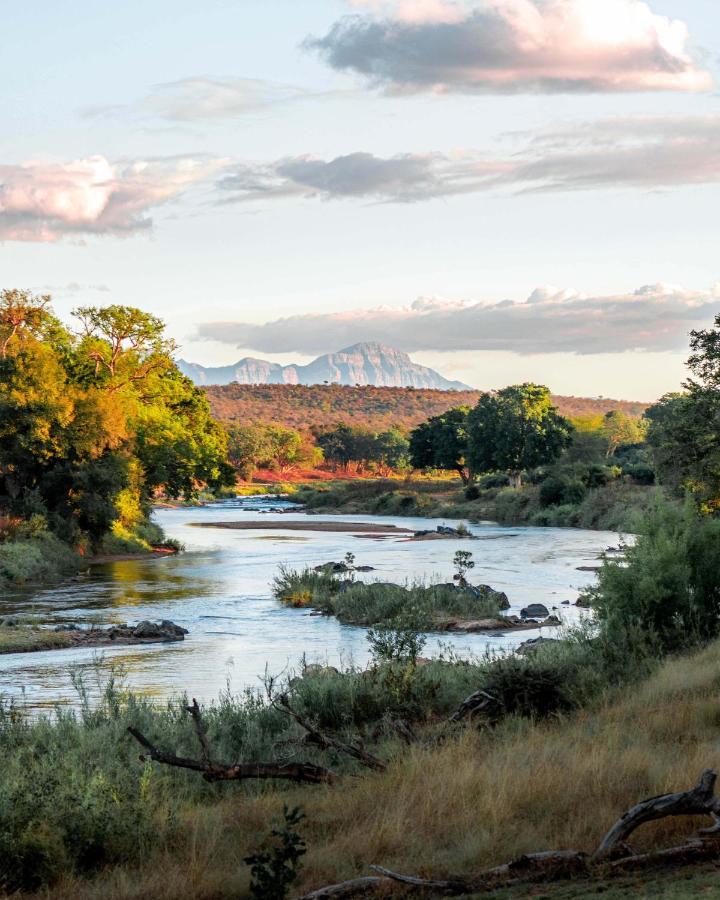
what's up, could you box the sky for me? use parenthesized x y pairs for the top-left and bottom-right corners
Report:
(2, 0), (719, 400)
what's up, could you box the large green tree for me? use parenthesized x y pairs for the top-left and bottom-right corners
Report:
(0, 290), (233, 549)
(467, 384), (572, 487)
(408, 407), (471, 483)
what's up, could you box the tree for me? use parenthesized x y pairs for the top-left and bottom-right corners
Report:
(227, 424), (274, 480)
(467, 384), (572, 488)
(409, 407), (471, 483)
(601, 411), (648, 458)
(644, 314), (720, 510)
(0, 291), (234, 549)
(372, 429), (410, 475)
(74, 305), (176, 391)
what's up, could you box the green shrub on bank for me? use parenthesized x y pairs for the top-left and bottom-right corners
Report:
(0, 532), (79, 585)
(587, 500), (720, 653)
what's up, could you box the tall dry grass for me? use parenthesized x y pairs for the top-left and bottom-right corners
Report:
(36, 640), (720, 900)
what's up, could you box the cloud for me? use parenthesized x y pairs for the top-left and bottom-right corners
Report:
(308, 0), (712, 94)
(195, 283), (719, 356)
(216, 116), (720, 205)
(217, 151), (506, 203)
(84, 77), (311, 123)
(0, 155), (224, 242)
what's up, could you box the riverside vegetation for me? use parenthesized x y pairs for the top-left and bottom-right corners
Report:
(0, 290), (233, 587)
(4, 304), (720, 896)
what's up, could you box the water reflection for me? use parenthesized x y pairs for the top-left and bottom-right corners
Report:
(0, 496), (619, 710)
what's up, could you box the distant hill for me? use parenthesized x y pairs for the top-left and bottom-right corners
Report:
(205, 384), (649, 434)
(178, 342), (471, 390)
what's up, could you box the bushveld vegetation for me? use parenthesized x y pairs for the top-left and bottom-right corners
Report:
(0, 290), (233, 586)
(205, 382), (648, 434)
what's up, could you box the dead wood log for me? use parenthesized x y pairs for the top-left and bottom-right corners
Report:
(127, 697), (339, 785)
(593, 769), (720, 860)
(450, 689), (497, 723)
(277, 694), (387, 772)
(370, 865), (472, 894)
(608, 836), (720, 871)
(297, 876), (389, 898)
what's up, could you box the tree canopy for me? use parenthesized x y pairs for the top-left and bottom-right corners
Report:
(467, 384), (573, 486)
(0, 290), (233, 550)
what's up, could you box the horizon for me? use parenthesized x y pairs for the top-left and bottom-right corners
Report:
(3, 0), (719, 398)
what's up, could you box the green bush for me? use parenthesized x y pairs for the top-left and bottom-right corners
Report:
(0, 532), (79, 585)
(464, 484), (481, 501)
(539, 475), (587, 508)
(479, 473), (511, 489)
(587, 500), (720, 653)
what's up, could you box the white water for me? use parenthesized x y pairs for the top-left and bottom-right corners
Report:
(0, 497), (618, 710)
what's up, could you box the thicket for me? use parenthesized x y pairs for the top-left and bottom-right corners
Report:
(0, 290), (233, 584)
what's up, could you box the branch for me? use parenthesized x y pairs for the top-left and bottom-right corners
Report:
(450, 689), (498, 723)
(127, 699), (339, 786)
(593, 769), (720, 860)
(276, 694), (386, 772)
(296, 876), (389, 899)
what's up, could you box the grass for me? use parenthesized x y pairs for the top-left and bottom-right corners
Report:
(295, 478), (658, 532)
(12, 638), (720, 899)
(272, 566), (502, 628)
(0, 625), (74, 654)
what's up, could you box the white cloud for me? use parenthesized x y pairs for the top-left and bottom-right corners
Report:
(195, 283), (720, 355)
(309, 0), (711, 94)
(0, 155), (224, 242)
(84, 77), (310, 123)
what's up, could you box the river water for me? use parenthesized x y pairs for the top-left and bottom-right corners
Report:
(0, 497), (619, 710)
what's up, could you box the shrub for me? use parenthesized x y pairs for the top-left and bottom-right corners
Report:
(625, 463), (656, 485)
(0, 532), (79, 585)
(464, 484), (481, 501)
(539, 475), (587, 508)
(588, 500), (720, 653)
(479, 473), (511, 489)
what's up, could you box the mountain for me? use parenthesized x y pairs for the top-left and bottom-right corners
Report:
(178, 343), (471, 390)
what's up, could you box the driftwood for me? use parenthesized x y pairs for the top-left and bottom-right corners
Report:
(276, 694), (387, 772)
(300, 770), (720, 898)
(593, 768), (720, 859)
(128, 698), (338, 785)
(450, 689), (498, 723)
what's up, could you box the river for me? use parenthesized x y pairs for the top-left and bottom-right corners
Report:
(0, 497), (620, 710)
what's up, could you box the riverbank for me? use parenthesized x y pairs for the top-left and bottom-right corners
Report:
(4, 637), (720, 898)
(292, 478), (659, 532)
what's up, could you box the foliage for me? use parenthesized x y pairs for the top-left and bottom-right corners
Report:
(0, 290), (233, 564)
(453, 550), (475, 584)
(316, 424), (409, 474)
(587, 500), (720, 653)
(539, 475), (587, 508)
(205, 383), (648, 436)
(244, 806), (307, 900)
(409, 406), (471, 483)
(467, 384), (573, 486)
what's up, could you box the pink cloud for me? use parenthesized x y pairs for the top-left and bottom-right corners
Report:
(0, 155), (223, 242)
(310, 0), (712, 94)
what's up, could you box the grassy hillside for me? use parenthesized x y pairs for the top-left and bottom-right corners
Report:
(23, 640), (720, 899)
(205, 383), (649, 432)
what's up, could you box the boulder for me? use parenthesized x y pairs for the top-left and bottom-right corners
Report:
(355, 565), (375, 572)
(54, 623), (81, 632)
(541, 615), (562, 626)
(314, 561), (350, 573)
(474, 584), (511, 610)
(517, 637), (563, 655)
(133, 620), (188, 639)
(575, 596), (592, 609)
(302, 664), (340, 678)
(520, 603), (550, 619)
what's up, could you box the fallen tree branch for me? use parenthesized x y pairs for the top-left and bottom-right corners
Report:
(450, 689), (498, 723)
(299, 770), (720, 898)
(276, 694), (387, 772)
(127, 700), (339, 785)
(297, 876), (389, 898)
(593, 769), (720, 859)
